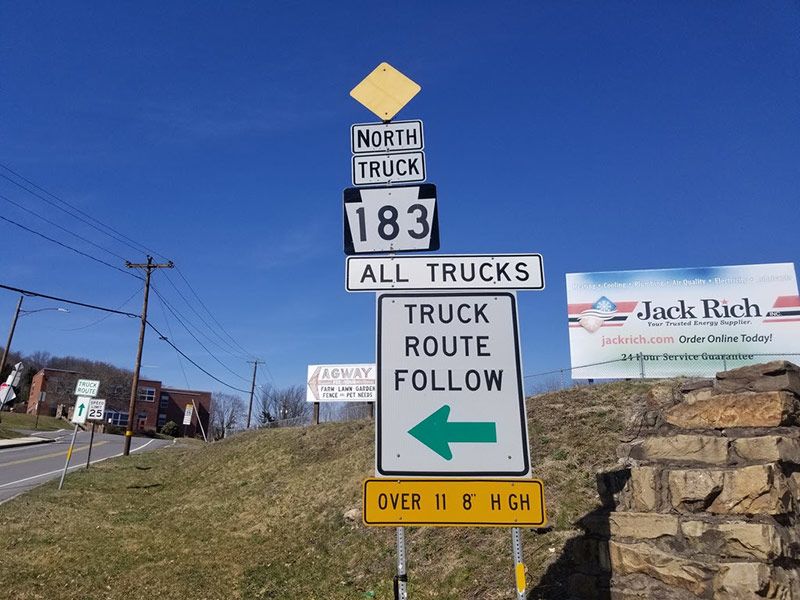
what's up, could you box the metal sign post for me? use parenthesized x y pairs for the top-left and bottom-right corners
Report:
(394, 527), (408, 600)
(191, 399), (208, 442)
(58, 424), (80, 490)
(511, 527), (526, 600)
(85, 423), (96, 469)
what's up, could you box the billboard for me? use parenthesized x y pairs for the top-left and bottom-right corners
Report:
(566, 263), (799, 378)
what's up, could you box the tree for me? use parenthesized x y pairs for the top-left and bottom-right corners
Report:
(210, 392), (246, 440)
(264, 385), (310, 422)
(256, 384), (275, 425)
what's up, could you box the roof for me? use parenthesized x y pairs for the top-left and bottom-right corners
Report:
(38, 368), (81, 375)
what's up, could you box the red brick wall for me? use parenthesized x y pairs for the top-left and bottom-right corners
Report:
(161, 389), (212, 438)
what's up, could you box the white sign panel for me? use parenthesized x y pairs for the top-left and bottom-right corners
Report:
(346, 254), (545, 292)
(74, 379), (100, 397)
(182, 404), (194, 426)
(0, 383), (15, 407)
(566, 263), (800, 379)
(351, 120), (424, 154)
(343, 184), (439, 254)
(72, 397), (91, 424)
(352, 151), (426, 186)
(306, 364), (376, 402)
(377, 292), (530, 477)
(87, 398), (106, 421)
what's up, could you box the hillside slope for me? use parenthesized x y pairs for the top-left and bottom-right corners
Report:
(0, 380), (658, 600)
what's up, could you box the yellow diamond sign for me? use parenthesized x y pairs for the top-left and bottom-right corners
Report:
(350, 62), (421, 121)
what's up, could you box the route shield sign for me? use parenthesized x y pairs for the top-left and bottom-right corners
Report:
(344, 184), (439, 255)
(363, 478), (546, 527)
(376, 292), (530, 477)
(71, 396), (91, 424)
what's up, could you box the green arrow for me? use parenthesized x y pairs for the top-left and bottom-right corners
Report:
(408, 405), (497, 461)
(77, 404), (85, 416)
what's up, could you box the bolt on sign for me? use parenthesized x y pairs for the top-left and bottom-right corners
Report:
(306, 364), (376, 402)
(363, 479), (547, 527)
(349, 62), (421, 122)
(74, 379), (100, 397)
(376, 292), (530, 477)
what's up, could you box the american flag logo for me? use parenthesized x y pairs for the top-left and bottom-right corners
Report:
(567, 296), (638, 333)
(763, 295), (800, 324)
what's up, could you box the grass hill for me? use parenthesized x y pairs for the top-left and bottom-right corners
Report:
(0, 380), (660, 599)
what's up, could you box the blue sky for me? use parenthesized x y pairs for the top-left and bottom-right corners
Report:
(0, 1), (797, 396)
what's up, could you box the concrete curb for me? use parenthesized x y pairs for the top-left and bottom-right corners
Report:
(0, 436), (56, 450)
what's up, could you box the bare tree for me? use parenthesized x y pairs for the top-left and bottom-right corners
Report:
(265, 385), (310, 422)
(256, 384), (275, 425)
(210, 392), (246, 439)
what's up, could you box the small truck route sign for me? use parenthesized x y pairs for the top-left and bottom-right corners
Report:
(74, 379), (100, 397)
(306, 364), (376, 402)
(343, 184), (439, 255)
(377, 292), (530, 477)
(362, 478), (546, 527)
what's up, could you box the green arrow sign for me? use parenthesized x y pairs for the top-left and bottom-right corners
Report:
(77, 403), (85, 416)
(408, 405), (497, 461)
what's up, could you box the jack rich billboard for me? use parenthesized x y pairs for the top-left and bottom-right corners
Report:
(566, 263), (799, 378)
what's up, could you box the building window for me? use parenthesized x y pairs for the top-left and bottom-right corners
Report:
(137, 387), (156, 403)
(105, 411), (128, 426)
(157, 414), (167, 427)
(159, 394), (169, 409)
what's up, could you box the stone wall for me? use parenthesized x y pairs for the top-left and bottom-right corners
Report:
(574, 361), (800, 599)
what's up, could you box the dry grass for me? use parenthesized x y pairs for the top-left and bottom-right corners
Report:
(0, 412), (65, 439)
(0, 381), (656, 599)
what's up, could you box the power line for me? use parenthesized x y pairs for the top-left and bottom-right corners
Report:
(0, 282), (251, 394)
(0, 213), (141, 281)
(154, 290), (191, 389)
(59, 285), (144, 331)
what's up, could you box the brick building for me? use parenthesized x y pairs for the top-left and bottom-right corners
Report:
(27, 371), (212, 437)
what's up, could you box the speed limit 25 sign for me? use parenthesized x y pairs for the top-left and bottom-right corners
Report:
(343, 184), (439, 255)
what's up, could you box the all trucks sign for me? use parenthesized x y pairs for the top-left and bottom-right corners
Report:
(566, 263), (800, 378)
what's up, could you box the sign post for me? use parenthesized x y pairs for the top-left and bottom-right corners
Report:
(85, 399), (106, 469)
(58, 395), (92, 490)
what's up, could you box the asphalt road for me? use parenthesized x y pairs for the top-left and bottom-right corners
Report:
(0, 428), (171, 504)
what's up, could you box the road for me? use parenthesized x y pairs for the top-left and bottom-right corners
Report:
(0, 428), (171, 504)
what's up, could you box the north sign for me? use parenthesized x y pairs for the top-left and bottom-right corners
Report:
(346, 254), (545, 292)
(352, 151), (425, 186)
(377, 292), (530, 477)
(344, 184), (439, 255)
(351, 120), (424, 154)
(362, 478), (547, 527)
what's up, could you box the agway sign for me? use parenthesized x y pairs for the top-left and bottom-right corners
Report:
(306, 364), (376, 402)
(347, 254), (545, 292)
(377, 292), (529, 476)
(344, 184), (439, 255)
(363, 478), (546, 527)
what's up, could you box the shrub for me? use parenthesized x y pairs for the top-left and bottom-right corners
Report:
(160, 421), (180, 437)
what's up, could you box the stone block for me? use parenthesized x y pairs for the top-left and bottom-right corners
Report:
(709, 464), (793, 516)
(608, 541), (711, 596)
(609, 512), (679, 539)
(715, 361), (800, 396)
(683, 387), (716, 403)
(623, 466), (661, 512)
(681, 519), (789, 561)
(664, 391), (797, 429)
(713, 563), (800, 599)
(629, 434), (728, 464)
(680, 378), (714, 394)
(668, 469), (724, 512)
(731, 435), (800, 464)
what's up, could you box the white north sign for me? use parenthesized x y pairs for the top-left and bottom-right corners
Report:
(376, 292), (530, 477)
(346, 254), (545, 292)
(306, 364), (376, 402)
(343, 184), (439, 255)
(351, 120), (424, 154)
(352, 151), (425, 186)
(74, 379), (100, 397)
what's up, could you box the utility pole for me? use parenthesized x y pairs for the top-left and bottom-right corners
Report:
(123, 256), (173, 456)
(0, 295), (23, 377)
(246, 360), (263, 428)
